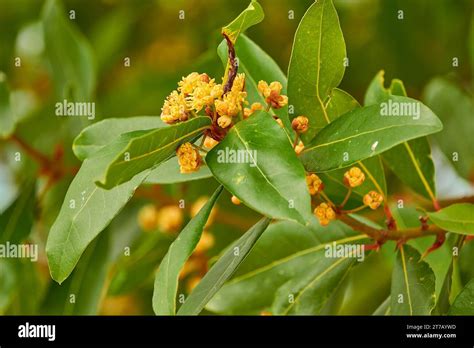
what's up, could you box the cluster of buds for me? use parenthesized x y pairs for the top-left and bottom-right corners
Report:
(291, 116), (309, 134)
(314, 203), (336, 226)
(343, 167), (366, 188)
(243, 102), (263, 119)
(306, 173), (324, 195)
(363, 191), (384, 210)
(177, 142), (202, 173)
(257, 81), (288, 109)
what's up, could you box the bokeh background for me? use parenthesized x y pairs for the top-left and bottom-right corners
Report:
(0, 0), (473, 315)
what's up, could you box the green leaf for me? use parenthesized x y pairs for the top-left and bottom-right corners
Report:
(0, 73), (17, 139)
(0, 261), (16, 314)
(373, 297), (391, 316)
(206, 111), (311, 224)
(73, 116), (211, 184)
(365, 71), (437, 202)
(46, 134), (150, 284)
(222, 0), (264, 44)
(97, 116), (211, 189)
(427, 203), (474, 235)
(318, 89), (387, 206)
(300, 95), (443, 172)
(271, 255), (358, 315)
(42, 0), (96, 101)
(217, 34), (290, 131)
(391, 245), (436, 315)
(448, 278), (474, 315)
(0, 179), (35, 244)
(41, 228), (112, 315)
(177, 217), (271, 315)
(287, 0), (346, 142)
(73, 116), (166, 160)
(423, 77), (474, 179)
(206, 220), (365, 314)
(152, 186), (223, 315)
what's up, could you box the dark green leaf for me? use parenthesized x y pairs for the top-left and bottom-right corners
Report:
(206, 111), (311, 224)
(42, 0), (96, 101)
(0, 73), (16, 138)
(300, 95), (443, 172)
(391, 245), (436, 315)
(287, 0), (346, 142)
(153, 186), (223, 315)
(448, 278), (474, 315)
(177, 217), (271, 315)
(97, 116), (211, 189)
(427, 203), (474, 235)
(206, 220), (365, 314)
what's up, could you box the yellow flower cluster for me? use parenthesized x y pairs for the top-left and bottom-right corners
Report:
(306, 173), (324, 195)
(314, 203), (336, 226)
(343, 167), (366, 188)
(176, 142), (202, 173)
(257, 81), (288, 109)
(215, 73), (247, 128)
(363, 191), (384, 210)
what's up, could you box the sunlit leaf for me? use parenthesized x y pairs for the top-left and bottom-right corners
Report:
(427, 203), (474, 235)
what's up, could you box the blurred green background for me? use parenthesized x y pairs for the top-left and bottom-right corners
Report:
(0, 0), (473, 315)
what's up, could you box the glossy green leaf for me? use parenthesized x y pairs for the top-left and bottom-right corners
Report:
(300, 95), (443, 172)
(427, 203), (474, 235)
(365, 71), (437, 202)
(206, 220), (366, 314)
(287, 0), (346, 142)
(391, 245), (436, 315)
(42, 228), (112, 315)
(153, 186), (223, 315)
(222, 0), (264, 44)
(46, 134), (150, 284)
(177, 217), (271, 315)
(206, 111), (311, 224)
(0, 73), (17, 139)
(97, 116), (211, 189)
(423, 77), (474, 178)
(318, 89), (387, 207)
(217, 35), (290, 131)
(448, 278), (474, 315)
(272, 255), (357, 315)
(42, 0), (96, 101)
(73, 116), (166, 160)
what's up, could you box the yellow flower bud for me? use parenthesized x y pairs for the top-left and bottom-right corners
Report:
(343, 167), (366, 188)
(194, 231), (215, 254)
(156, 205), (183, 233)
(306, 174), (324, 195)
(294, 140), (305, 155)
(314, 203), (336, 226)
(177, 143), (202, 173)
(258, 80), (288, 109)
(137, 204), (158, 232)
(231, 195), (241, 205)
(203, 136), (219, 149)
(217, 115), (232, 128)
(291, 116), (309, 133)
(363, 191), (384, 210)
